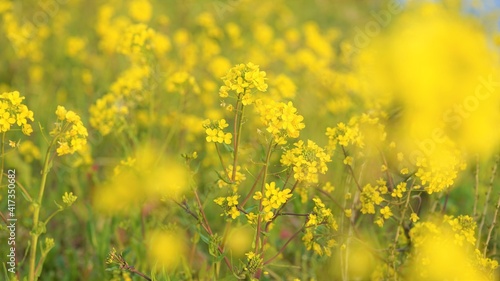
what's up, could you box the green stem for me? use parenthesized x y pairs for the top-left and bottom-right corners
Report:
(43, 208), (63, 226)
(254, 140), (274, 254)
(215, 143), (230, 181)
(391, 179), (414, 275)
(341, 146), (362, 191)
(28, 138), (56, 281)
(231, 101), (244, 181)
(240, 166), (265, 208)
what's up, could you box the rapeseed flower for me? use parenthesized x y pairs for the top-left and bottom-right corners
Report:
(281, 140), (331, 184)
(51, 106), (88, 156)
(0, 91), (34, 135)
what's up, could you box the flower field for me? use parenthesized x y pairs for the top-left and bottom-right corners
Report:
(1, 0), (500, 280)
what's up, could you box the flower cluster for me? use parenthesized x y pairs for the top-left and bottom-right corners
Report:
(219, 62), (268, 105)
(325, 121), (363, 152)
(444, 215), (477, 246)
(165, 71), (200, 94)
(242, 251), (263, 277)
(415, 144), (466, 194)
(302, 197), (337, 256)
(359, 183), (385, 215)
(409, 216), (498, 279)
(250, 182), (292, 222)
(202, 119), (232, 145)
(18, 140), (41, 163)
(216, 165), (246, 191)
(214, 194), (241, 220)
(0, 91), (34, 135)
(375, 206), (394, 227)
(255, 99), (305, 145)
(89, 65), (151, 135)
(280, 140), (331, 184)
(51, 106), (88, 156)
(325, 112), (386, 155)
(391, 182), (407, 198)
(128, 0), (153, 23)
(62, 192), (78, 207)
(117, 23), (170, 57)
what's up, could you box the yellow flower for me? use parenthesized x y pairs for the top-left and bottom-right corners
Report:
(253, 191), (263, 200)
(204, 119), (232, 144)
(343, 156), (353, 166)
(345, 209), (352, 218)
(214, 197), (225, 206)
(255, 99), (305, 145)
(410, 213), (419, 223)
(360, 184), (383, 214)
(218, 119), (229, 129)
(51, 106), (88, 156)
(219, 62), (268, 103)
(56, 105), (67, 120)
(391, 182), (407, 198)
(0, 91), (34, 135)
(62, 192), (78, 207)
(205, 128), (218, 142)
(245, 251), (256, 260)
(226, 195), (239, 207)
(128, 0), (152, 22)
(380, 206), (393, 219)
(228, 207), (240, 219)
(281, 140), (331, 183)
(306, 214), (318, 227)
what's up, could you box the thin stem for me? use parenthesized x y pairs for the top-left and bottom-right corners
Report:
(314, 186), (344, 210)
(34, 252), (49, 278)
(341, 146), (362, 191)
(29, 137), (57, 281)
(379, 148), (395, 191)
(193, 190), (213, 236)
(240, 166), (265, 208)
(263, 224), (305, 265)
(276, 212), (309, 217)
(391, 179), (414, 274)
(477, 156), (498, 248)
(215, 143), (230, 180)
(0, 211), (7, 224)
(43, 208), (63, 226)
(231, 101), (244, 181)
(484, 193), (500, 256)
(441, 190), (450, 214)
(254, 140), (274, 254)
(192, 189), (234, 272)
(474, 155), (480, 219)
(129, 267), (152, 281)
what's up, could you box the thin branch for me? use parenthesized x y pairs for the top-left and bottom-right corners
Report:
(215, 143), (231, 181)
(263, 224), (305, 265)
(341, 146), (362, 191)
(240, 166), (265, 208)
(484, 193), (500, 256)
(477, 156), (498, 247)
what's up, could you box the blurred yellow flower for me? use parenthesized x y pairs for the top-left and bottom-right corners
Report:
(357, 2), (500, 158)
(147, 230), (186, 271)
